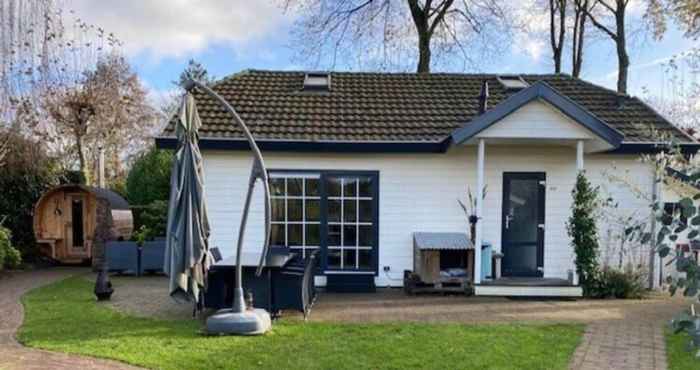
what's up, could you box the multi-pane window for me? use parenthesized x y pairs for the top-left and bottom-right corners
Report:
(326, 176), (374, 270)
(270, 174), (321, 258)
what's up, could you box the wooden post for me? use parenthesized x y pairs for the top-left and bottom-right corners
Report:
(474, 139), (485, 285)
(98, 145), (105, 188)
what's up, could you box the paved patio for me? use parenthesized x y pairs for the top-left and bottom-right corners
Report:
(0, 270), (693, 369)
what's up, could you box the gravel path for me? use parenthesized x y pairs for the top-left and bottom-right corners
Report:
(0, 268), (140, 370)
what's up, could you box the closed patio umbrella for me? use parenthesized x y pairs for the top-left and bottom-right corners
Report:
(179, 79), (273, 335)
(164, 92), (211, 304)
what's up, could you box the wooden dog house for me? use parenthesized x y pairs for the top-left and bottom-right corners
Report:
(33, 184), (133, 264)
(404, 232), (474, 294)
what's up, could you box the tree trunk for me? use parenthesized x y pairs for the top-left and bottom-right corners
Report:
(417, 32), (431, 73)
(408, 0), (432, 74)
(616, 37), (629, 94)
(76, 133), (90, 185)
(572, 0), (587, 77)
(615, 1), (628, 94)
(549, 0), (566, 74)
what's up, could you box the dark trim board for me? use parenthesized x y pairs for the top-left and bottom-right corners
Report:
(450, 81), (625, 147)
(156, 137), (449, 153)
(607, 143), (700, 155)
(156, 137), (699, 156)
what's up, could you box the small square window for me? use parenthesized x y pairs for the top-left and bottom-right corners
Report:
(497, 75), (529, 90)
(303, 72), (331, 91)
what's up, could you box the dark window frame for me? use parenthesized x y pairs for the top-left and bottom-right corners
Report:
(268, 169), (380, 275)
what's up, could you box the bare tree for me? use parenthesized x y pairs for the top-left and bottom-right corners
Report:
(42, 54), (157, 185)
(582, 0), (631, 94)
(0, 0), (120, 126)
(646, 0), (700, 40)
(280, 0), (512, 73)
(549, 0), (567, 73)
(644, 47), (700, 131)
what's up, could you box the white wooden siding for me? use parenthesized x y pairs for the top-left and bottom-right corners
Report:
(476, 100), (596, 140)
(202, 146), (653, 287)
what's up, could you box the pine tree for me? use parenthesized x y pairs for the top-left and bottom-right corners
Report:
(175, 59), (216, 88)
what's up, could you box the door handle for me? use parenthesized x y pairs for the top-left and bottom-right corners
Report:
(505, 214), (513, 229)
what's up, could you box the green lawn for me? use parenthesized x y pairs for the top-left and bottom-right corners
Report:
(666, 329), (700, 370)
(18, 277), (584, 370)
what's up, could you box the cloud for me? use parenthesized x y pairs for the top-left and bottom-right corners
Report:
(67, 0), (288, 60)
(507, 0), (550, 62)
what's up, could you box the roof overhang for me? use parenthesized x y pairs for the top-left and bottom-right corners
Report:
(450, 81), (625, 150)
(155, 137), (450, 153)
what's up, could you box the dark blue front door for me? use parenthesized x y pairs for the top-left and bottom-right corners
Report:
(501, 172), (545, 277)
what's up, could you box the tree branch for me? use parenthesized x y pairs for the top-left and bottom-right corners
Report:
(428, 0), (455, 36)
(584, 1), (617, 40)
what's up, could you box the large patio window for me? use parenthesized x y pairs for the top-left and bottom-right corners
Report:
(268, 170), (378, 273)
(269, 173), (321, 258)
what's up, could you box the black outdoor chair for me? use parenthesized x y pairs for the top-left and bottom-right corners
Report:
(275, 249), (319, 320)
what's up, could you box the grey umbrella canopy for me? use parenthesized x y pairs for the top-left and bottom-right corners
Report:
(164, 92), (211, 304)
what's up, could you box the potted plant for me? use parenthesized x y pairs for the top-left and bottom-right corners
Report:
(458, 186), (487, 244)
(133, 225), (152, 249)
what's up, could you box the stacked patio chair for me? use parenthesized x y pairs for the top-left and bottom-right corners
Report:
(276, 249), (319, 320)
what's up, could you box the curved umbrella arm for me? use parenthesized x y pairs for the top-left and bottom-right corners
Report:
(184, 79), (272, 280)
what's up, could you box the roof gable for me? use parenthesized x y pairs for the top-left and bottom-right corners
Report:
(451, 81), (624, 147)
(475, 100), (597, 140)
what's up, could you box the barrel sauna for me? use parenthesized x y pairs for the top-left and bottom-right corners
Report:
(33, 184), (133, 264)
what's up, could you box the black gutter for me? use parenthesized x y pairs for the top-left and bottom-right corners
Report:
(155, 137), (451, 153)
(606, 143), (700, 155)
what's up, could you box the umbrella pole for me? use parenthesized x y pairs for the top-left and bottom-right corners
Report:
(231, 170), (258, 313)
(185, 79), (273, 335)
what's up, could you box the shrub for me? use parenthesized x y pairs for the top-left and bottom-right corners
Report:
(0, 226), (22, 270)
(4, 244), (22, 268)
(126, 147), (172, 206)
(567, 172), (601, 297)
(0, 131), (60, 260)
(132, 200), (168, 237)
(592, 268), (645, 299)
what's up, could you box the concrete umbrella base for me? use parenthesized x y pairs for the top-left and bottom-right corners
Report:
(206, 308), (272, 335)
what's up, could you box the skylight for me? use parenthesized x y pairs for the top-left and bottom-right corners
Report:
(303, 72), (331, 91)
(496, 75), (529, 90)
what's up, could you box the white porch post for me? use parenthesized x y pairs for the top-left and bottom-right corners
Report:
(474, 139), (485, 284)
(576, 140), (584, 171)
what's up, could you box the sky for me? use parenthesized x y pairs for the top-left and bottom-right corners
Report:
(66, 0), (699, 104)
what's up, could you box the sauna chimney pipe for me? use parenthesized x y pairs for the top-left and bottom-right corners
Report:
(478, 81), (489, 115)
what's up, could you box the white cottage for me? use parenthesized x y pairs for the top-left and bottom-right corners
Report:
(157, 70), (699, 297)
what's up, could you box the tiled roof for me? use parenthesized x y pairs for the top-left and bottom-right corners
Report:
(161, 70), (692, 144)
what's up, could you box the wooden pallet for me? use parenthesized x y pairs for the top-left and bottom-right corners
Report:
(404, 274), (473, 295)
